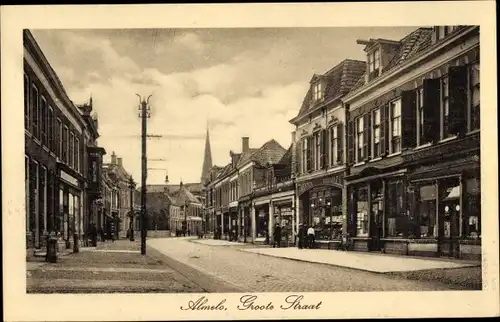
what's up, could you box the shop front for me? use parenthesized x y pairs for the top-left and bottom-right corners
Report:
(296, 173), (345, 249)
(57, 167), (84, 250)
(253, 204), (269, 244)
(229, 202), (238, 241)
(272, 200), (294, 247)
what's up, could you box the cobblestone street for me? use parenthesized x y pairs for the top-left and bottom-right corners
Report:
(149, 238), (482, 292)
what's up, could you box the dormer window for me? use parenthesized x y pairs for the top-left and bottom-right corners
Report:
(313, 82), (324, 102)
(367, 48), (381, 80)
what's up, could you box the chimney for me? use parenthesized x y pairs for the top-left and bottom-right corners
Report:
(117, 157), (123, 167)
(242, 137), (249, 153)
(111, 151), (117, 164)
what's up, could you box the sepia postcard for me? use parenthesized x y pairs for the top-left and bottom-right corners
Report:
(1, 2), (499, 321)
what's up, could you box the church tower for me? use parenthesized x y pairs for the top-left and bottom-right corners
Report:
(200, 123), (213, 183)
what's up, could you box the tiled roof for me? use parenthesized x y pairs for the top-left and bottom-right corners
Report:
(236, 148), (260, 168)
(250, 139), (287, 166)
(172, 185), (201, 205)
(348, 28), (434, 94)
(294, 59), (366, 119)
(277, 144), (292, 166)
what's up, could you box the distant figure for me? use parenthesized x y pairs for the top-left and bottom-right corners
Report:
(187, 229), (191, 236)
(297, 224), (305, 249)
(307, 226), (315, 249)
(273, 224), (282, 248)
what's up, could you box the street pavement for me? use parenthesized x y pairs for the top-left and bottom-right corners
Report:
(149, 237), (482, 292)
(27, 240), (205, 293)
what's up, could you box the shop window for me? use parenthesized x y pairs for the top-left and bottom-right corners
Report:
(390, 99), (402, 153)
(416, 87), (426, 146)
(469, 62), (480, 131)
(372, 109), (381, 158)
(29, 161), (39, 234)
(438, 178), (461, 239)
(356, 117), (364, 162)
(256, 210), (268, 238)
(58, 188), (64, 234)
(356, 187), (369, 237)
(24, 74), (29, 131)
(463, 177), (481, 239)
(386, 181), (405, 237)
(416, 184), (437, 238)
(25, 156), (30, 231)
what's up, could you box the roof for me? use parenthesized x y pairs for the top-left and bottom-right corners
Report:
(250, 139), (287, 166)
(292, 59), (366, 121)
(348, 28), (434, 93)
(236, 148), (260, 168)
(172, 185), (202, 205)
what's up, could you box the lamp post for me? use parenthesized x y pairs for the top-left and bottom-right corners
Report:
(128, 176), (136, 241)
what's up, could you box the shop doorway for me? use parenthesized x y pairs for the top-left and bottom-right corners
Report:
(438, 179), (461, 258)
(369, 182), (384, 251)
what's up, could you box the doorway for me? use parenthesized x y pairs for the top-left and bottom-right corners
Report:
(369, 181), (383, 251)
(438, 179), (461, 258)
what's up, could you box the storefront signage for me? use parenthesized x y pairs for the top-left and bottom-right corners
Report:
(297, 175), (343, 196)
(60, 170), (79, 187)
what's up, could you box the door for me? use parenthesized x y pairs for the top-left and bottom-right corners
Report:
(369, 182), (383, 251)
(438, 180), (461, 258)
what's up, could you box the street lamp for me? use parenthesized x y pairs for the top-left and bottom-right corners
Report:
(128, 176), (136, 241)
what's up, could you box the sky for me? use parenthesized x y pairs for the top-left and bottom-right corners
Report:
(31, 27), (418, 185)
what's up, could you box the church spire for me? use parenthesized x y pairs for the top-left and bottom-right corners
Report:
(200, 121), (213, 183)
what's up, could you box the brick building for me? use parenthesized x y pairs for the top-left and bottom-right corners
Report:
(342, 26), (480, 259)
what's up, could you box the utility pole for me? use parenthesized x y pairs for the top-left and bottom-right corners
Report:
(137, 94), (152, 255)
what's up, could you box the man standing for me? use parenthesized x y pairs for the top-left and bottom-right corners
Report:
(307, 225), (315, 249)
(273, 224), (282, 248)
(297, 224), (305, 249)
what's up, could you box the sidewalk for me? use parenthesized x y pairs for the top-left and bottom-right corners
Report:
(27, 239), (205, 293)
(241, 247), (480, 273)
(190, 239), (250, 247)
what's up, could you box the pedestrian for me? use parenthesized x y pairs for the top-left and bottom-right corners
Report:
(273, 224), (282, 248)
(297, 223), (305, 249)
(307, 226), (315, 249)
(187, 229), (191, 236)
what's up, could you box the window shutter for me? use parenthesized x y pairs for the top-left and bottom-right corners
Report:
(321, 129), (328, 169)
(448, 65), (468, 136)
(380, 104), (388, 156)
(295, 139), (302, 175)
(363, 113), (369, 160)
(347, 120), (354, 165)
(401, 90), (417, 149)
(422, 78), (441, 142)
(336, 123), (343, 164)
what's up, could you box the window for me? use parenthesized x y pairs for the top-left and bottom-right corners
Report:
(48, 107), (54, 151)
(75, 138), (80, 173)
(415, 184), (437, 238)
(386, 181), (405, 237)
(416, 87), (425, 145)
(463, 177), (481, 239)
(329, 126), (337, 166)
(70, 132), (75, 168)
(24, 74), (29, 130)
(301, 138), (308, 173)
(314, 131), (321, 170)
(372, 109), (381, 158)
(469, 62), (480, 131)
(41, 97), (48, 146)
(62, 126), (69, 163)
(32, 85), (39, 139)
(390, 99), (402, 153)
(355, 187), (369, 237)
(313, 82), (323, 102)
(56, 118), (62, 158)
(25, 156), (30, 231)
(356, 117), (364, 162)
(441, 76), (452, 139)
(368, 49), (381, 80)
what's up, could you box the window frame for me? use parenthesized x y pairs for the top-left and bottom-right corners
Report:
(301, 137), (308, 174)
(372, 108), (381, 158)
(313, 82), (323, 102)
(314, 130), (321, 170)
(57, 118), (62, 158)
(63, 125), (69, 164)
(75, 137), (80, 173)
(40, 95), (48, 147)
(356, 116), (364, 162)
(368, 48), (381, 80)
(389, 98), (402, 154)
(48, 106), (54, 152)
(440, 75), (452, 140)
(25, 155), (30, 231)
(329, 125), (338, 167)
(31, 84), (39, 140)
(415, 87), (425, 146)
(24, 74), (30, 131)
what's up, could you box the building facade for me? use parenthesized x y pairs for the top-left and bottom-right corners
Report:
(342, 26), (480, 259)
(289, 59), (366, 248)
(24, 30), (106, 254)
